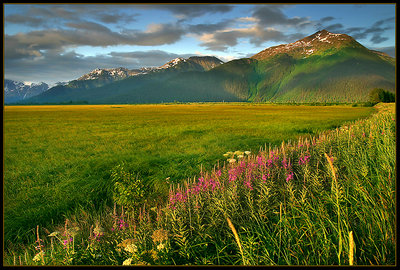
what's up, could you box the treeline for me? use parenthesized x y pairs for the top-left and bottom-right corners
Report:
(368, 88), (395, 104)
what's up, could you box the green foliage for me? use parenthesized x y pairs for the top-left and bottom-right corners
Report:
(368, 88), (395, 104)
(3, 104), (373, 249)
(24, 44), (395, 105)
(110, 164), (145, 210)
(3, 104), (395, 266)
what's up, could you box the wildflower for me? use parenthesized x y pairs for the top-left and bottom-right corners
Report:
(234, 150), (244, 156)
(125, 244), (138, 254)
(118, 218), (128, 230)
(257, 155), (265, 167)
(266, 159), (273, 167)
(122, 258), (132, 265)
(223, 153), (230, 157)
(244, 151), (251, 155)
(228, 158), (236, 164)
(244, 180), (253, 190)
(152, 229), (168, 244)
(63, 237), (73, 247)
(157, 243), (165, 251)
(32, 251), (44, 262)
(237, 155), (244, 159)
(286, 172), (293, 182)
(48, 231), (60, 237)
(262, 174), (267, 182)
(228, 168), (238, 182)
(215, 169), (222, 177)
(93, 224), (105, 236)
(282, 158), (288, 169)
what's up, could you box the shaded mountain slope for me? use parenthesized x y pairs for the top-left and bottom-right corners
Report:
(23, 30), (395, 104)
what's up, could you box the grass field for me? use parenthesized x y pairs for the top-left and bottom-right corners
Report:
(4, 103), (374, 246)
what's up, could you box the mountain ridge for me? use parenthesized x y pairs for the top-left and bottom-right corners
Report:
(4, 79), (49, 103)
(18, 30), (395, 104)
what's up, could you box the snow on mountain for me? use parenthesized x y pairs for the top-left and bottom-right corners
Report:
(251, 29), (361, 60)
(5, 79), (49, 103)
(77, 67), (140, 81)
(75, 56), (225, 83)
(157, 57), (187, 69)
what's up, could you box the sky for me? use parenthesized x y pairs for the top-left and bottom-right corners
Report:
(3, 3), (396, 86)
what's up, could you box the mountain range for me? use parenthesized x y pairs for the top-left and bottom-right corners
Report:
(10, 30), (395, 104)
(4, 80), (49, 103)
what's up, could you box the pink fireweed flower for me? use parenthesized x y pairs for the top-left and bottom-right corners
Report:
(298, 155), (310, 166)
(286, 172), (294, 182)
(63, 237), (73, 248)
(244, 179), (253, 190)
(266, 159), (273, 167)
(257, 155), (265, 167)
(228, 168), (238, 183)
(262, 174), (267, 183)
(215, 169), (222, 178)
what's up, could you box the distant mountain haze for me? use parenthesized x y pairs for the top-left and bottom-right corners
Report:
(16, 30), (395, 104)
(4, 79), (49, 103)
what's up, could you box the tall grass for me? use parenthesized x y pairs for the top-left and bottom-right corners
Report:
(4, 104), (373, 246)
(3, 103), (394, 265)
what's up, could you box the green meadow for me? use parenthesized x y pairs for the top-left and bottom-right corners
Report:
(4, 103), (374, 246)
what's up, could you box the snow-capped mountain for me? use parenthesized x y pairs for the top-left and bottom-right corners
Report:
(75, 56), (225, 83)
(252, 29), (365, 60)
(77, 67), (141, 81)
(4, 79), (49, 103)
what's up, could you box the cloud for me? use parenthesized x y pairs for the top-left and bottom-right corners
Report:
(5, 23), (185, 60)
(188, 20), (235, 35)
(196, 25), (303, 52)
(5, 13), (46, 27)
(320, 16), (335, 22)
(315, 16), (394, 45)
(252, 5), (310, 27)
(4, 49), (198, 85)
(5, 5), (137, 27)
(371, 46), (395, 58)
(190, 5), (312, 51)
(136, 4), (234, 20)
(108, 50), (194, 67)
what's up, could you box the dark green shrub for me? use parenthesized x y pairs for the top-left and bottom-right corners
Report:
(368, 88), (395, 104)
(110, 163), (145, 210)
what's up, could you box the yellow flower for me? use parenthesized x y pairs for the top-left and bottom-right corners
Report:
(157, 243), (165, 251)
(32, 251), (44, 262)
(122, 258), (132, 265)
(228, 158), (236, 163)
(244, 151), (251, 155)
(125, 244), (138, 254)
(117, 238), (135, 248)
(48, 231), (60, 237)
(237, 155), (244, 159)
(151, 229), (169, 244)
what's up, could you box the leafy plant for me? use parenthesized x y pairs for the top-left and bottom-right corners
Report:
(110, 163), (145, 210)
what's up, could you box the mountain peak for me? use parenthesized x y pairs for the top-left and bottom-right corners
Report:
(77, 67), (136, 81)
(251, 30), (361, 60)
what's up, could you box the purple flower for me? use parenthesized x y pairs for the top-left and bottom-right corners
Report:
(257, 155), (265, 167)
(286, 172), (293, 182)
(262, 174), (267, 183)
(266, 159), (273, 167)
(228, 168), (238, 183)
(244, 180), (253, 190)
